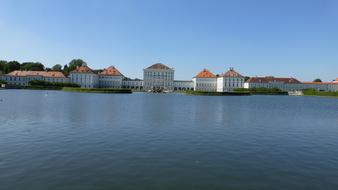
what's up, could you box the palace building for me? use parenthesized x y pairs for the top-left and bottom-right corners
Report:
(1, 62), (336, 92)
(143, 63), (175, 91)
(192, 67), (245, 92)
(98, 66), (124, 88)
(244, 76), (303, 91)
(217, 68), (245, 92)
(70, 65), (99, 88)
(1, 70), (69, 86)
(193, 69), (217, 92)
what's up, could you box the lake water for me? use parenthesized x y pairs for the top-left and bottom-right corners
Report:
(0, 90), (337, 190)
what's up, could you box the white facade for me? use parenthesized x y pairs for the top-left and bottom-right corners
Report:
(193, 77), (217, 92)
(244, 82), (304, 91)
(193, 68), (244, 92)
(245, 81), (338, 92)
(2, 71), (69, 86)
(244, 77), (303, 92)
(243, 76), (338, 92)
(216, 68), (245, 92)
(174, 80), (194, 90)
(300, 82), (338, 92)
(143, 63), (174, 91)
(70, 72), (99, 88)
(122, 79), (143, 89)
(99, 75), (123, 88)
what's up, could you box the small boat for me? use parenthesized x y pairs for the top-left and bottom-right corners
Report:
(288, 90), (303, 96)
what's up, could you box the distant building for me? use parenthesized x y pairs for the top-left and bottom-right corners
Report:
(244, 76), (338, 92)
(122, 78), (143, 90)
(244, 76), (302, 91)
(143, 63), (174, 91)
(70, 65), (99, 88)
(301, 79), (338, 92)
(174, 80), (194, 91)
(217, 68), (245, 92)
(98, 66), (124, 88)
(192, 69), (217, 92)
(192, 68), (244, 92)
(2, 70), (69, 86)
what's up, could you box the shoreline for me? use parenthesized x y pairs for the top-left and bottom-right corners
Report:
(1, 88), (338, 98)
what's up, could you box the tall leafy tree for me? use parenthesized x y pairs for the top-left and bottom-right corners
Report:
(63, 64), (69, 76)
(4, 61), (20, 73)
(313, 78), (322, 82)
(52, 64), (62, 71)
(21, 62), (45, 71)
(0, 60), (7, 72)
(68, 59), (86, 71)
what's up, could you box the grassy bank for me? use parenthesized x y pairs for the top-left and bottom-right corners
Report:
(234, 88), (288, 95)
(303, 89), (338, 97)
(63, 87), (132, 94)
(185, 90), (251, 96)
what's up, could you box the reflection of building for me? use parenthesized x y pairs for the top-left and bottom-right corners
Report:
(143, 63), (174, 91)
(1, 71), (69, 86)
(98, 66), (124, 88)
(70, 65), (99, 88)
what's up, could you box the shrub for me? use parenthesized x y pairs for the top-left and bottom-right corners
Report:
(0, 80), (7, 85)
(28, 80), (80, 87)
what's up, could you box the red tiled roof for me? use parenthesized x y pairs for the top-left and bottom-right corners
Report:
(99, 66), (123, 76)
(7, 71), (66, 78)
(303, 82), (336, 85)
(71, 65), (94, 74)
(246, 76), (301, 84)
(194, 69), (216, 78)
(146, 63), (172, 70)
(220, 68), (243, 77)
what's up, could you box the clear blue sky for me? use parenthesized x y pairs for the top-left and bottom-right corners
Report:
(0, 0), (337, 81)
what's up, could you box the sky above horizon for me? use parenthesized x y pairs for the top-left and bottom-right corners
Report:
(0, 0), (337, 81)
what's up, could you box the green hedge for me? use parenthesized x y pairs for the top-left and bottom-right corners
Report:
(28, 80), (80, 87)
(303, 89), (338, 97)
(0, 80), (7, 85)
(62, 87), (132, 94)
(185, 90), (251, 96)
(234, 87), (288, 95)
(25, 86), (62, 90)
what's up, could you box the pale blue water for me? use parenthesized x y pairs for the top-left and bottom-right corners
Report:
(0, 90), (337, 190)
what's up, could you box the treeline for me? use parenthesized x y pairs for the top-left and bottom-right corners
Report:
(0, 59), (87, 76)
(235, 87), (288, 95)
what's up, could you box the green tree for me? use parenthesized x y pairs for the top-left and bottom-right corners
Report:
(4, 61), (20, 73)
(63, 64), (69, 76)
(244, 76), (250, 82)
(68, 59), (86, 71)
(313, 78), (322, 82)
(52, 64), (62, 71)
(20, 62), (45, 71)
(0, 60), (8, 72)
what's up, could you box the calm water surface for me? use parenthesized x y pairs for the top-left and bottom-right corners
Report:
(0, 90), (337, 190)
